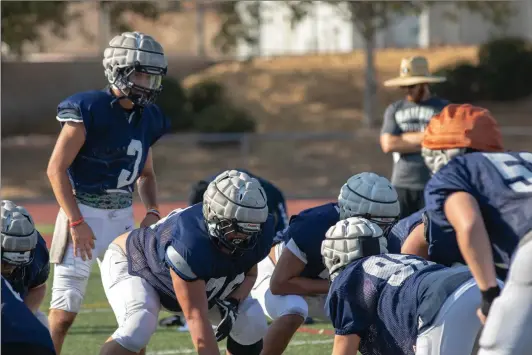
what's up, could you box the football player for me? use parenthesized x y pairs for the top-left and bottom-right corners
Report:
(252, 172), (400, 355)
(323, 217), (500, 355)
(99, 171), (274, 355)
(160, 169), (289, 329)
(409, 103), (532, 312)
(46, 31), (170, 354)
(1, 200), (50, 328)
(2, 276), (56, 355)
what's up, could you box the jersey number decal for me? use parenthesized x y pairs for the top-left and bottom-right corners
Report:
(205, 272), (246, 302)
(117, 139), (143, 189)
(362, 254), (432, 287)
(484, 152), (532, 193)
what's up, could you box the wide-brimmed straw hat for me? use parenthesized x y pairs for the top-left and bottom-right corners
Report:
(384, 56), (446, 87)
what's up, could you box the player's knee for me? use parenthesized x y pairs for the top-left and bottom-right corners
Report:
(48, 309), (77, 335)
(50, 287), (85, 313)
(227, 337), (263, 355)
(230, 298), (268, 345)
(112, 309), (157, 353)
(266, 291), (308, 320)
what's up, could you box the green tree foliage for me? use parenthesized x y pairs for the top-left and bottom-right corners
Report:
(1, 1), (160, 57)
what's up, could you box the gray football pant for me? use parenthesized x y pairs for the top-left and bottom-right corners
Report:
(478, 232), (532, 355)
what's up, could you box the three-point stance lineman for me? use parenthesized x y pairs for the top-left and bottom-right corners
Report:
(323, 217), (501, 355)
(100, 171), (274, 355)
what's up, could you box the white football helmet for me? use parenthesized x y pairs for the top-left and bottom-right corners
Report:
(338, 172), (400, 235)
(103, 31), (167, 107)
(1, 200), (38, 268)
(322, 217), (387, 280)
(203, 170), (269, 253)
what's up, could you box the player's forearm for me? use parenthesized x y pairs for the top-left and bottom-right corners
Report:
(137, 173), (159, 211)
(47, 170), (83, 221)
(24, 284), (46, 313)
(381, 132), (423, 154)
(229, 267), (257, 302)
(455, 224), (498, 291)
(271, 277), (329, 296)
(185, 311), (220, 355)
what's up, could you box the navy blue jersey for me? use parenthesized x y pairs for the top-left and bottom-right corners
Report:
(56, 89), (170, 196)
(387, 209), (424, 253)
(5, 233), (50, 298)
(200, 170), (288, 234)
(326, 254), (473, 355)
(425, 152), (532, 272)
(275, 203), (340, 279)
(127, 204), (274, 311)
(1, 277), (56, 354)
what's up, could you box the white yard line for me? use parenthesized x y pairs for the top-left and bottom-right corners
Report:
(147, 339), (334, 355)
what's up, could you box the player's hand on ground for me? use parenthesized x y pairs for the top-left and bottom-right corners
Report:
(70, 222), (96, 261)
(140, 213), (160, 228)
(214, 297), (239, 342)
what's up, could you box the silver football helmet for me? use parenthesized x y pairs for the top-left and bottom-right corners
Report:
(203, 170), (269, 254)
(338, 172), (400, 236)
(322, 217), (387, 280)
(1, 200), (38, 270)
(103, 31), (167, 106)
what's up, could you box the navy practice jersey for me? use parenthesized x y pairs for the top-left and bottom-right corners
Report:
(196, 170), (289, 234)
(326, 254), (473, 355)
(387, 208), (424, 253)
(56, 88), (170, 196)
(425, 152), (532, 272)
(127, 204), (275, 311)
(4, 232), (50, 298)
(1, 277), (56, 354)
(275, 203), (340, 279)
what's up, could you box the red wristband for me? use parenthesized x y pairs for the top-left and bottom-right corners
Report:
(147, 209), (161, 220)
(69, 217), (85, 228)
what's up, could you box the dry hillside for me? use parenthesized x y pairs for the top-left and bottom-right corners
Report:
(183, 46), (482, 132)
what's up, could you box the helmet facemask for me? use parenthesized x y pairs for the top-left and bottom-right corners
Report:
(113, 62), (165, 107)
(207, 217), (261, 255)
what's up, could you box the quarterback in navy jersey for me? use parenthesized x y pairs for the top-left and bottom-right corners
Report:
(1, 201), (50, 328)
(99, 171), (274, 355)
(323, 217), (496, 355)
(251, 172), (400, 355)
(1, 277), (56, 355)
(46, 32), (170, 354)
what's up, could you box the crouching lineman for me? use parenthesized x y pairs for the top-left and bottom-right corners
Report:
(410, 104), (532, 352)
(160, 169), (289, 328)
(1, 200), (50, 329)
(99, 170), (274, 355)
(405, 104), (532, 325)
(323, 217), (502, 355)
(251, 172), (400, 355)
(46, 31), (170, 354)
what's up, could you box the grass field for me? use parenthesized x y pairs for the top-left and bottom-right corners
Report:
(37, 224), (336, 355)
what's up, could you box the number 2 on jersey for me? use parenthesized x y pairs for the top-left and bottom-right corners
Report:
(362, 254), (432, 287)
(117, 139), (143, 189)
(484, 152), (532, 193)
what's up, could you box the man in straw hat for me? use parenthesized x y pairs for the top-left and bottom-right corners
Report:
(380, 56), (449, 219)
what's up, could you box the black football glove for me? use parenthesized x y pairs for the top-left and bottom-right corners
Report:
(214, 297), (239, 342)
(480, 285), (501, 317)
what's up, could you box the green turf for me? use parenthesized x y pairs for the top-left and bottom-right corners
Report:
(42, 265), (336, 355)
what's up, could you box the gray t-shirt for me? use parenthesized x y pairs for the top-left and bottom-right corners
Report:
(381, 97), (449, 190)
